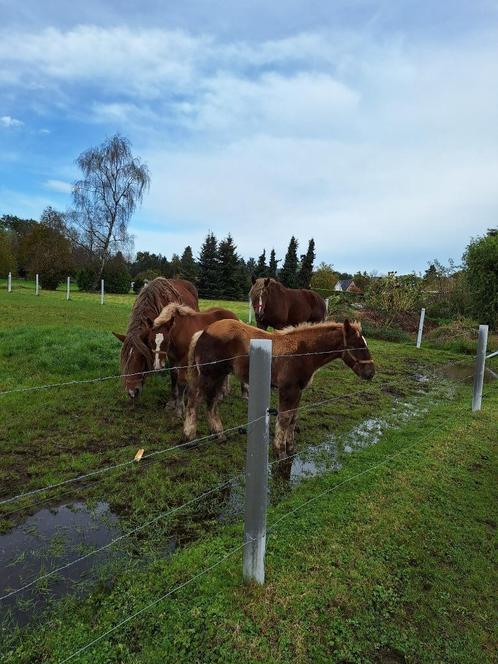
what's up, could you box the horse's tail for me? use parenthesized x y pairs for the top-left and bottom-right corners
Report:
(187, 330), (204, 383)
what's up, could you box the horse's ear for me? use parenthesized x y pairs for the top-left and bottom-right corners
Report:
(112, 332), (126, 343)
(251, 275), (256, 285)
(343, 319), (351, 334)
(264, 277), (270, 286)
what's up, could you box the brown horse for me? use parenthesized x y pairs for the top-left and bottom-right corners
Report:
(184, 318), (374, 458)
(250, 277), (326, 330)
(113, 278), (198, 399)
(146, 304), (239, 416)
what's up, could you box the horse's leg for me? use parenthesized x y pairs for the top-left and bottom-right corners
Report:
(240, 380), (249, 400)
(206, 376), (227, 441)
(166, 369), (178, 410)
(175, 368), (187, 418)
(273, 386), (302, 459)
(183, 373), (201, 441)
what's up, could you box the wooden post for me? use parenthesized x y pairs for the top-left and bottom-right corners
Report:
(35, 274), (39, 296)
(243, 338), (272, 584)
(66, 276), (70, 301)
(416, 307), (425, 348)
(7, 272), (12, 292)
(100, 279), (104, 305)
(248, 295), (253, 324)
(472, 325), (489, 412)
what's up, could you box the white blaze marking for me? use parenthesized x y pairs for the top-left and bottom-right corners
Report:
(258, 295), (262, 310)
(153, 332), (164, 370)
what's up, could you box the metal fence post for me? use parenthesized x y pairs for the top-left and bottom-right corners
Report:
(7, 272), (12, 292)
(243, 338), (272, 584)
(35, 274), (39, 296)
(100, 279), (104, 305)
(416, 307), (425, 348)
(248, 295), (253, 324)
(66, 276), (70, 301)
(472, 325), (489, 412)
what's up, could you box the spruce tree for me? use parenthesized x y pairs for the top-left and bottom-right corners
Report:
(268, 249), (278, 278)
(170, 253), (182, 277)
(217, 234), (243, 299)
(279, 236), (299, 288)
(197, 232), (219, 298)
(298, 238), (315, 288)
(180, 245), (198, 283)
(255, 249), (267, 277)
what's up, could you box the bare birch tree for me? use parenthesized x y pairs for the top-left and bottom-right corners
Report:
(72, 134), (150, 284)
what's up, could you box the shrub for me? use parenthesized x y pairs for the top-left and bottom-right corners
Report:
(366, 273), (423, 326)
(132, 270), (161, 293)
(463, 232), (498, 328)
(76, 265), (99, 291)
(103, 255), (131, 294)
(426, 317), (479, 354)
(0, 230), (16, 276)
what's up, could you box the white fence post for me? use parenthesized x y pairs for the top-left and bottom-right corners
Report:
(243, 338), (272, 584)
(416, 307), (425, 348)
(35, 274), (39, 296)
(100, 279), (104, 305)
(248, 295), (253, 324)
(472, 325), (489, 412)
(325, 297), (329, 316)
(7, 272), (12, 292)
(66, 276), (71, 301)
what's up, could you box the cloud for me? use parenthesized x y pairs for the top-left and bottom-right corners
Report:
(1, 115), (23, 128)
(44, 178), (72, 193)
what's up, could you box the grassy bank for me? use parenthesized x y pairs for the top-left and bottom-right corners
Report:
(2, 381), (496, 663)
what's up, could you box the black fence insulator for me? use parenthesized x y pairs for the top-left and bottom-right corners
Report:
(238, 426), (247, 434)
(267, 408), (278, 416)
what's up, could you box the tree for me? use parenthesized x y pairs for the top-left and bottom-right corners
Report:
(310, 262), (337, 293)
(0, 214), (38, 277)
(297, 238), (315, 288)
(218, 234), (245, 299)
(131, 251), (171, 277)
(268, 249), (278, 278)
(279, 236), (299, 288)
(0, 230), (16, 276)
(72, 133), (150, 285)
(20, 209), (74, 289)
(464, 232), (498, 328)
(255, 250), (267, 278)
(197, 232), (219, 298)
(170, 253), (182, 277)
(179, 246), (198, 283)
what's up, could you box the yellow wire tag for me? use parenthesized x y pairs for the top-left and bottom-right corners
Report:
(134, 448), (144, 462)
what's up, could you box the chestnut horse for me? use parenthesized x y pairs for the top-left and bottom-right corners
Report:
(184, 319), (374, 458)
(250, 277), (326, 330)
(146, 304), (239, 416)
(113, 278), (198, 399)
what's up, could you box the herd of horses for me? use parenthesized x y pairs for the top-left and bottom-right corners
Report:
(113, 277), (374, 459)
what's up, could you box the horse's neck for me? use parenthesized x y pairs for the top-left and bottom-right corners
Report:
(289, 325), (343, 362)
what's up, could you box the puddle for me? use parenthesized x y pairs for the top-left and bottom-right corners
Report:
(440, 362), (497, 384)
(0, 501), (121, 627)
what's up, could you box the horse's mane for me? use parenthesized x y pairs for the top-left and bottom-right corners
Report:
(123, 278), (184, 370)
(154, 303), (197, 328)
(281, 320), (362, 334)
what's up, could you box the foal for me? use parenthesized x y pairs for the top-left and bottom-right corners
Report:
(147, 304), (238, 416)
(184, 319), (374, 458)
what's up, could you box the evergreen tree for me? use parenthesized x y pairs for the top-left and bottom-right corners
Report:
(279, 236), (299, 288)
(255, 249), (267, 277)
(246, 257), (257, 276)
(179, 246), (198, 283)
(268, 249), (278, 278)
(217, 234), (245, 299)
(197, 232), (219, 298)
(297, 238), (315, 288)
(170, 253), (182, 277)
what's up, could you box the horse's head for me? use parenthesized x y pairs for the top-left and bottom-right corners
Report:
(112, 325), (153, 399)
(340, 319), (375, 380)
(146, 322), (173, 372)
(250, 276), (273, 321)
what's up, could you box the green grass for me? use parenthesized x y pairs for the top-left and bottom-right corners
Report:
(0, 282), (496, 663)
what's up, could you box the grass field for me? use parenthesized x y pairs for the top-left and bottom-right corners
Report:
(0, 282), (496, 663)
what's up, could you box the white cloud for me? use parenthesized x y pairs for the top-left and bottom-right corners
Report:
(1, 115), (23, 127)
(44, 178), (72, 193)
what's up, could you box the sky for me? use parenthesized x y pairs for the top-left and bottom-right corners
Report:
(1, 1), (497, 274)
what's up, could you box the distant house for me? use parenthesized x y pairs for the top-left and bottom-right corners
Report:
(334, 279), (362, 293)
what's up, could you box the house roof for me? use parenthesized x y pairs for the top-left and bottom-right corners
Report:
(337, 279), (353, 290)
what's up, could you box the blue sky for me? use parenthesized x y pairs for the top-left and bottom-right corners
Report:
(1, 1), (497, 273)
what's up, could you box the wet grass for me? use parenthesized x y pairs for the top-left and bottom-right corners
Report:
(0, 284), (496, 661)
